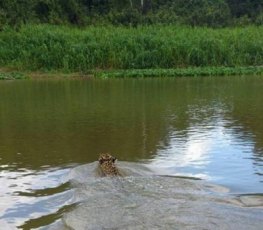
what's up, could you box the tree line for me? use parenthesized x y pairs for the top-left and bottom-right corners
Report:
(0, 0), (262, 28)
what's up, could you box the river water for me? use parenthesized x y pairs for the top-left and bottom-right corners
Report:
(0, 77), (262, 229)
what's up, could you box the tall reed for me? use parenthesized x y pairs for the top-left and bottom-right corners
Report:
(0, 25), (262, 72)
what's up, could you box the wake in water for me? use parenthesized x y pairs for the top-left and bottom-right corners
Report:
(47, 161), (263, 230)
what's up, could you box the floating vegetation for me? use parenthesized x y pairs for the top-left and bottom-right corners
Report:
(94, 66), (263, 78)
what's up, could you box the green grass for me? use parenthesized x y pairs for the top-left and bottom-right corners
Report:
(0, 24), (262, 76)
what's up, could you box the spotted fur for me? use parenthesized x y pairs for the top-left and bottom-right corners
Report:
(98, 153), (120, 176)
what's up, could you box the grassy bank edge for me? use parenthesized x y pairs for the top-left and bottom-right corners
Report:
(94, 66), (263, 78)
(1, 66), (263, 80)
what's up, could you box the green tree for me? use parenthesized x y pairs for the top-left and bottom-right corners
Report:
(168, 0), (231, 27)
(227, 0), (263, 18)
(0, 0), (262, 27)
(0, 0), (36, 27)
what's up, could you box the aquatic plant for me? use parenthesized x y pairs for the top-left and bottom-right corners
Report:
(94, 66), (263, 78)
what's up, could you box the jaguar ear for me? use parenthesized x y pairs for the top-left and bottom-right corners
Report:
(99, 158), (104, 164)
(112, 157), (116, 163)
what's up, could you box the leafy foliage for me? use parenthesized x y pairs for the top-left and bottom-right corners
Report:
(0, 0), (262, 28)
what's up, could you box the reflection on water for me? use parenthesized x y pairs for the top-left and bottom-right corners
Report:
(149, 111), (262, 192)
(0, 77), (263, 228)
(0, 167), (72, 228)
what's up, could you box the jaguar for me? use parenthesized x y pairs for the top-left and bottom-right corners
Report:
(98, 153), (120, 176)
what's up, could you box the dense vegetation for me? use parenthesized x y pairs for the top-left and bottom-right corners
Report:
(0, 25), (262, 73)
(0, 0), (262, 28)
(0, 1), (262, 78)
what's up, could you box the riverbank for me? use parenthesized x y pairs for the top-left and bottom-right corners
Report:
(1, 66), (263, 80)
(0, 24), (262, 79)
(94, 66), (263, 78)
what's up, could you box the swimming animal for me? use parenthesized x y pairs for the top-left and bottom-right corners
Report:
(98, 153), (120, 176)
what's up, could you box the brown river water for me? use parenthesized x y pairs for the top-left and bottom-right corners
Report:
(0, 76), (262, 229)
